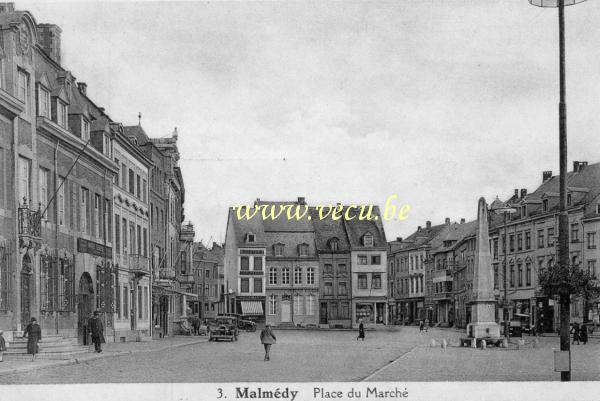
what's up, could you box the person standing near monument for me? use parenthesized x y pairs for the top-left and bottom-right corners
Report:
(88, 311), (105, 353)
(22, 317), (41, 362)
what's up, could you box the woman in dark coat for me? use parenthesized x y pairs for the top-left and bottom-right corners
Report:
(580, 324), (588, 345)
(23, 317), (42, 361)
(260, 324), (277, 361)
(357, 320), (365, 341)
(570, 322), (580, 345)
(88, 311), (106, 353)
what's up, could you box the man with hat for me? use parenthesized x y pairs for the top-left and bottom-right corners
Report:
(88, 311), (105, 353)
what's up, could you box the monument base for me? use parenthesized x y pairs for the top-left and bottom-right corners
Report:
(467, 322), (500, 339)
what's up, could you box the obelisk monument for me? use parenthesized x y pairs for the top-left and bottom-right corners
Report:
(469, 197), (500, 339)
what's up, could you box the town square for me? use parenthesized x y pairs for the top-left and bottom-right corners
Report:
(0, 1), (599, 397)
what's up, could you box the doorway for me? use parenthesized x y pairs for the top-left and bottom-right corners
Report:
(20, 255), (33, 328)
(159, 295), (169, 336)
(77, 273), (94, 345)
(320, 302), (328, 324)
(281, 300), (291, 322)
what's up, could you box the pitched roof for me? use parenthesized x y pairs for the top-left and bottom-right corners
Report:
(342, 206), (387, 249)
(309, 207), (350, 251)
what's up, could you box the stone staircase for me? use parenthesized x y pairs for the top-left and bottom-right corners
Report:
(4, 333), (92, 360)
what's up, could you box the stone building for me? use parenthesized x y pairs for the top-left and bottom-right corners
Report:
(191, 242), (224, 320)
(0, 4), (120, 342)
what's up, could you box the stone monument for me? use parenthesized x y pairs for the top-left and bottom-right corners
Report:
(468, 197), (500, 339)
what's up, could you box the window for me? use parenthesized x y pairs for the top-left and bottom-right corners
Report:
(247, 233), (255, 243)
(103, 134), (111, 158)
(324, 282), (333, 295)
(517, 264), (523, 286)
(587, 232), (597, 249)
(358, 255), (368, 265)
(338, 281), (347, 295)
(372, 274), (382, 289)
(567, 193), (572, 207)
(358, 274), (368, 289)
(18, 157), (30, 204)
(138, 285), (143, 319)
(363, 233), (374, 247)
(494, 265), (499, 289)
(58, 178), (65, 226)
(298, 244), (309, 256)
(128, 169), (135, 194)
(142, 179), (147, 203)
(307, 267), (315, 285)
(371, 255), (381, 265)
(38, 168), (48, 216)
(253, 256), (263, 271)
(329, 239), (339, 251)
(525, 231), (531, 250)
(115, 215), (120, 254)
(294, 294), (302, 315)
(269, 295), (277, 315)
(337, 263), (346, 275)
(240, 278), (250, 293)
(122, 218), (127, 254)
(143, 228), (148, 257)
(80, 188), (89, 233)
(526, 262), (531, 286)
(509, 234), (515, 252)
(38, 86), (50, 118)
(269, 267), (277, 285)
(240, 256), (249, 270)
(121, 163), (127, 189)
(324, 264), (333, 274)
(17, 69), (30, 115)
(57, 101), (67, 128)
(510, 265), (515, 287)
(136, 174), (141, 198)
(517, 233), (522, 251)
(547, 227), (555, 246)
(282, 267), (290, 284)
(253, 278), (262, 293)
(543, 199), (549, 212)
(294, 267), (302, 284)
(205, 269), (210, 279)
(82, 119), (90, 141)
(571, 224), (579, 242)
(306, 295), (315, 315)
(274, 244), (284, 256)
(94, 194), (101, 237)
(122, 285), (129, 319)
(587, 260), (597, 277)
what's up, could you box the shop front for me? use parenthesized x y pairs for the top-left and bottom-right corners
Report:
(353, 299), (387, 328)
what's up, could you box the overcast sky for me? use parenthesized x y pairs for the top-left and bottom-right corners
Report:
(20, 1), (600, 244)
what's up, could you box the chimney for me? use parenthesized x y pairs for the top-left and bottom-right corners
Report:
(445, 217), (450, 225)
(460, 218), (465, 224)
(543, 171), (552, 182)
(37, 24), (62, 64)
(417, 226), (422, 231)
(396, 237), (402, 242)
(77, 82), (87, 96)
(0, 3), (15, 13)
(99, 107), (105, 114)
(514, 189), (518, 198)
(520, 189), (527, 199)
(297, 196), (306, 205)
(573, 161), (580, 172)
(426, 221), (431, 229)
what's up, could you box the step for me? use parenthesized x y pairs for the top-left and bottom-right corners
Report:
(3, 349), (91, 360)
(5, 345), (88, 353)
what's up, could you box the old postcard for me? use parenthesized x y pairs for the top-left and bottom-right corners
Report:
(0, 1), (598, 400)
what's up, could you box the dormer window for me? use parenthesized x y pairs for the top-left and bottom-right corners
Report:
(246, 233), (255, 243)
(363, 232), (374, 247)
(274, 243), (284, 256)
(56, 100), (68, 128)
(521, 206), (527, 218)
(597, 204), (600, 214)
(328, 238), (339, 251)
(103, 133), (112, 157)
(37, 85), (50, 118)
(567, 193), (572, 207)
(543, 199), (549, 212)
(17, 69), (30, 115)
(298, 244), (309, 257)
(81, 119), (90, 141)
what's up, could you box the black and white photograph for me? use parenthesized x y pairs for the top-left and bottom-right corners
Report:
(0, 0), (599, 399)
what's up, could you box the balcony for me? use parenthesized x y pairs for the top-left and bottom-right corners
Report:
(18, 200), (41, 238)
(432, 269), (452, 282)
(158, 268), (176, 280)
(178, 274), (196, 284)
(180, 222), (195, 242)
(128, 254), (150, 275)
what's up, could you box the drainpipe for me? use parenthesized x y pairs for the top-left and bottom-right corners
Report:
(54, 140), (59, 335)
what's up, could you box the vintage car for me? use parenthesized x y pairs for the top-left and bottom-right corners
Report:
(237, 319), (257, 332)
(208, 316), (239, 342)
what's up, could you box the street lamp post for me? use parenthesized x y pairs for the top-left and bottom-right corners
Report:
(528, 0), (586, 381)
(490, 198), (516, 344)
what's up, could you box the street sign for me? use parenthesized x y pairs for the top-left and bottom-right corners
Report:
(554, 350), (571, 372)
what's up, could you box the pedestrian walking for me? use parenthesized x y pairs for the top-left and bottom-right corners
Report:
(260, 324), (276, 361)
(580, 324), (588, 345)
(357, 321), (365, 341)
(191, 316), (201, 336)
(22, 317), (41, 362)
(570, 322), (580, 345)
(419, 320), (424, 333)
(424, 318), (429, 332)
(88, 311), (105, 353)
(0, 330), (6, 362)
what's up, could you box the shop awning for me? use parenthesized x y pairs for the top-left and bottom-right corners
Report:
(152, 286), (198, 298)
(241, 301), (264, 316)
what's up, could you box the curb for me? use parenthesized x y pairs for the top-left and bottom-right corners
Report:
(0, 338), (207, 377)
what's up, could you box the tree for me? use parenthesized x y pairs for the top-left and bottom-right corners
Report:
(539, 263), (600, 323)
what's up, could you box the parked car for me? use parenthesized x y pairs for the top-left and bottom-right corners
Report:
(237, 319), (257, 332)
(208, 316), (239, 342)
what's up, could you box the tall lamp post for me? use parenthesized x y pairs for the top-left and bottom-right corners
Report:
(490, 197), (516, 344)
(528, 0), (586, 382)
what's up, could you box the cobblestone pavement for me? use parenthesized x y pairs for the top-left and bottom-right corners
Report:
(0, 327), (598, 383)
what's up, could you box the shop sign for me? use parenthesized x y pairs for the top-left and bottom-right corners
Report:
(77, 238), (112, 259)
